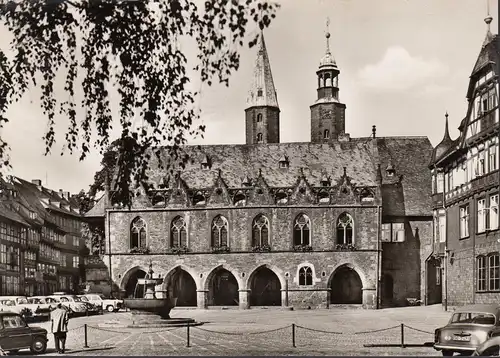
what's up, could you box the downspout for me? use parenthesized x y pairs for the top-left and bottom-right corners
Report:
(376, 204), (382, 309)
(107, 208), (112, 296)
(443, 170), (448, 312)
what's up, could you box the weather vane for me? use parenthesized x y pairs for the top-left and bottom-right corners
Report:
(325, 17), (331, 52)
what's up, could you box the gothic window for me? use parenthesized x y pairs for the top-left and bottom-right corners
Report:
(323, 129), (330, 140)
(130, 217), (147, 249)
(336, 213), (354, 245)
(298, 266), (313, 286)
(252, 214), (269, 247)
(170, 216), (187, 248)
(257, 113), (263, 123)
(257, 133), (263, 143)
(293, 214), (310, 246)
(211, 215), (228, 248)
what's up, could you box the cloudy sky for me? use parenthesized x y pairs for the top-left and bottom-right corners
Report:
(0, 0), (498, 194)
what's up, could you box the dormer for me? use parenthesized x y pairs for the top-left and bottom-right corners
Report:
(386, 161), (396, 177)
(278, 155), (289, 169)
(320, 172), (331, 187)
(201, 154), (211, 170)
(242, 175), (253, 187)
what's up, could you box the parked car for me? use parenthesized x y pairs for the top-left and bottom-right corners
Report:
(77, 295), (102, 315)
(0, 296), (52, 319)
(472, 335), (500, 356)
(83, 294), (123, 313)
(0, 311), (48, 354)
(0, 299), (33, 319)
(434, 304), (500, 356)
(46, 295), (87, 316)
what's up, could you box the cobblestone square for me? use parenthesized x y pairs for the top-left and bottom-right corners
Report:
(19, 305), (451, 356)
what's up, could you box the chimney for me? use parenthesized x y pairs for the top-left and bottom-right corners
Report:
(59, 189), (64, 198)
(64, 191), (71, 200)
(372, 125), (376, 138)
(31, 179), (42, 186)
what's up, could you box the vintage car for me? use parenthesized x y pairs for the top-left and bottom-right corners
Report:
(0, 299), (33, 319)
(83, 293), (123, 312)
(76, 295), (102, 315)
(46, 295), (88, 316)
(0, 296), (52, 319)
(434, 304), (500, 356)
(0, 311), (48, 354)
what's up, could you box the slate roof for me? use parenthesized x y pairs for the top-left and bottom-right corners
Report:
(85, 194), (109, 218)
(246, 34), (279, 109)
(471, 33), (498, 77)
(138, 136), (433, 217)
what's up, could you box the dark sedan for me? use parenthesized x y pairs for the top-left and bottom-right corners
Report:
(0, 311), (48, 354)
(434, 304), (500, 356)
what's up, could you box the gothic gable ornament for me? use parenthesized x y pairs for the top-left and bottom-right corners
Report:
(167, 171), (190, 208)
(131, 185), (153, 209)
(332, 167), (358, 205)
(248, 169), (273, 205)
(290, 168), (315, 205)
(208, 169), (231, 206)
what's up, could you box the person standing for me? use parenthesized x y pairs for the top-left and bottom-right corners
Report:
(50, 303), (69, 354)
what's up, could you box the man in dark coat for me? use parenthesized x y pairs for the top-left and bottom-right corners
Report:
(50, 303), (69, 353)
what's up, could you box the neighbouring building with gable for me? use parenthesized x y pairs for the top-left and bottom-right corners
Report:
(428, 14), (500, 308)
(87, 27), (434, 309)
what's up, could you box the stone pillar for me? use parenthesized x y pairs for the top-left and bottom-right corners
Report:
(197, 290), (208, 309)
(362, 286), (377, 309)
(238, 289), (251, 309)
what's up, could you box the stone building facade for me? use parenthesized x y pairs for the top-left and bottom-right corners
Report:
(428, 16), (500, 308)
(88, 28), (434, 309)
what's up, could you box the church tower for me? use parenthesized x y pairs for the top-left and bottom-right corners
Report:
(245, 34), (280, 145)
(310, 19), (347, 143)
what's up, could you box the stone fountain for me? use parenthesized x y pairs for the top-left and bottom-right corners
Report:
(104, 262), (200, 328)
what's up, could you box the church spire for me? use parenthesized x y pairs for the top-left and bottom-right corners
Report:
(246, 33), (279, 109)
(245, 32), (281, 145)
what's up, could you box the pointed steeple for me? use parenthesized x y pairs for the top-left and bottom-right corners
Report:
(432, 112), (454, 163)
(246, 33), (279, 109)
(319, 17), (338, 70)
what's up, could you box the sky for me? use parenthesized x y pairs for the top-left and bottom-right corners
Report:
(0, 0), (498, 194)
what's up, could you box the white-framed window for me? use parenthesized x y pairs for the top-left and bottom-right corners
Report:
(381, 223), (405, 242)
(477, 151), (485, 176)
(459, 205), (470, 238)
(489, 254), (500, 291)
(72, 256), (79, 268)
(439, 215), (446, 243)
(478, 199), (487, 233)
(490, 144), (498, 172)
(477, 256), (487, 292)
(436, 173), (444, 193)
(490, 194), (499, 231)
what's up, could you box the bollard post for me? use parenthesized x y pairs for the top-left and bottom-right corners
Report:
(84, 324), (89, 348)
(400, 323), (405, 348)
(186, 321), (191, 347)
(292, 323), (296, 348)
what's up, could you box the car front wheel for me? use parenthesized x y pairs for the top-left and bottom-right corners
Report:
(30, 336), (47, 354)
(442, 350), (454, 356)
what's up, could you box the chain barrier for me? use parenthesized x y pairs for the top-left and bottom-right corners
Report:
(353, 324), (401, 335)
(403, 324), (434, 335)
(192, 325), (290, 336)
(295, 325), (343, 335)
(68, 325), (85, 332)
(88, 325), (184, 334)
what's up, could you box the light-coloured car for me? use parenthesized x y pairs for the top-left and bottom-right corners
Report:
(434, 304), (500, 356)
(83, 294), (123, 313)
(46, 295), (87, 316)
(0, 298), (33, 319)
(472, 335), (500, 356)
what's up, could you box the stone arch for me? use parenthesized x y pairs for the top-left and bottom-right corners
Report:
(247, 265), (283, 307)
(204, 265), (241, 306)
(163, 265), (198, 307)
(245, 264), (286, 290)
(120, 265), (148, 298)
(328, 263), (366, 304)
